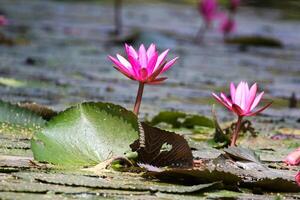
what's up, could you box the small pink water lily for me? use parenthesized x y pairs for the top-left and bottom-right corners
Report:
(212, 81), (272, 146)
(219, 15), (235, 36)
(284, 147), (300, 166)
(196, 0), (219, 42)
(0, 15), (8, 26)
(212, 82), (271, 117)
(296, 172), (300, 187)
(198, 0), (219, 25)
(108, 43), (178, 115)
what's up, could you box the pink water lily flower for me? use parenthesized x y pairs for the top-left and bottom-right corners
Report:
(109, 44), (178, 84)
(198, 0), (219, 25)
(212, 81), (271, 117)
(220, 15), (236, 36)
(0, 15), (8, 26)
(108, 43), (178, 115)
(212, 81), (272, 146)
(284, 147), (300, 166)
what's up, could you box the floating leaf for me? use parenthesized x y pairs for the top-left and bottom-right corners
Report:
(183, 115), (215, 129)
(130, 122), (193, 168)
(143, 150), (300, 192)
(225, 35), (283, 48)
(0, 101), (46, 137)
(18, 102), (57, 120)
(150, 111), (214, 129)
(15, 172), (219, 194)
(0, 77), (26, 88)
(31, 102), (139, 167)
(146, 168), (241, 185)
(150, 111), (186, 128)
(224, 147), (261, 164)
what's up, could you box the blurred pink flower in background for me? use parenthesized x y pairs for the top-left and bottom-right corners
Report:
(0, 15), (8, 26)
(212, 81), (272, 146)
(296, 172), (300, 187)
(198, 0), (219, 26)
(219, 15), (236, 36)
(108, 43), (178, 115)
(284, 147), (300, 166)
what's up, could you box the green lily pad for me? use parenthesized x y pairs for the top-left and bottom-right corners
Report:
(150, 111), (214, 129)
(225, 35), (283, 48)
(0, 101), (46, 137)
(31, 102), (139, 167)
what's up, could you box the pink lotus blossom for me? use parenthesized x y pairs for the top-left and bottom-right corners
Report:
(108, 43), (178, 115)
(220, 16), (235, 35)
(198, 0), (219, 25)
(0, 15), (8, 26)
(212, 81), (271, 117)
(296, 172), (300, 187)
(284, 147), (300, 166)
(108, 44), (178, 84)
(212, 81), (272, 146)
(230, 0), (240, 12)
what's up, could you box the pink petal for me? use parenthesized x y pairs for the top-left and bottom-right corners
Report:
(112, 66), (134, 80)
(296, 172), (300, 187)
(154, 49), (169, 71)
(108, 56), (132, 76)
(250, 91), (264, 111)
(284, 148), (300, 166)
(147, 52), (158, 74)
(240, 82), (247, 110)
(147, 43), (156, 58)
(116, 54), (133, 72)
(125, 44), (138, 59)
(220, 92), (232, 106)
(148, 77), (168, 84)
(234, 81), (244, 106)
(139, 44), (148, 68)
(127, 55), (141, 79)
(149, 61), (166, 80)
(246, 101), (272, 116)
(245, 82), (249, 98)
(212, 93), (232, 110)
(161, 57), (178, 73)
(245, 83), (257, 112)
(230, 82), (236, 102)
